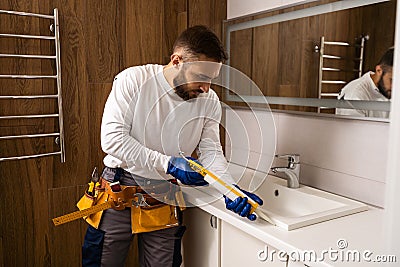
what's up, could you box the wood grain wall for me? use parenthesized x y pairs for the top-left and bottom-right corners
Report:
(0, 0), (226, 266)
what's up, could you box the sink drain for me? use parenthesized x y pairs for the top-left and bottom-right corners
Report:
(274, 189), (279, 197)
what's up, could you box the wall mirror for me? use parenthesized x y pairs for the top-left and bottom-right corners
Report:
(223, 0), (396, 120)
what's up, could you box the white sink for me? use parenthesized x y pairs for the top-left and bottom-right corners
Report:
(229, 165), (369, 230)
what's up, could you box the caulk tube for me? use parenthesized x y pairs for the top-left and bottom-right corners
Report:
(203, 173), (276, 225)
(180, 153), (275, 224)
(203, 174), (259, 214)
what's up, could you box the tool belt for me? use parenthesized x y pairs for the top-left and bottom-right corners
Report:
(77, 177), (186, 233)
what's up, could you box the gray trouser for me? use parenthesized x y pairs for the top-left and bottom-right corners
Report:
(82, 167), (186, 267)
(98, 208), (185, 267)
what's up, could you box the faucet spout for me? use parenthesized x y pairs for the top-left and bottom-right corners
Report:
(271, 167), (300, 188)
(270, 154), (300, 189)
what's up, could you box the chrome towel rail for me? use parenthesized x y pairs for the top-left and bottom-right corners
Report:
(322, 55), (343, 59)
(0, 75), (57, 79)
(0, 9), (54, 19)
(322, 67), (360, 72)
(323, 41), (350, 46)
(320, 93), (340, 97)
(0, 152), (62, 162)
(0, 133), (59, 140)
(316, 35), (367, 113)
(321, 80), (347, 84)
(0, 114), (59, 119)
(0, 8), (65, 163)
(54, 8), (65, 163)
(0, 33), (55, 40)
(0, 53), (56, 59)
(0, 95), (58, 99)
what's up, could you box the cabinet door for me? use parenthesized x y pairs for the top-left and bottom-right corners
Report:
(221, 221), (287, 267)
(182, 208), (220, 267)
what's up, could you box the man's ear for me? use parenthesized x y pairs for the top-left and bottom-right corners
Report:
(375, 65), (383, 76)
(170, 54), (182, 67)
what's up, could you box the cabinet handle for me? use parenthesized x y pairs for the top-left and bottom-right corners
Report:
(209, 215), (218, 229)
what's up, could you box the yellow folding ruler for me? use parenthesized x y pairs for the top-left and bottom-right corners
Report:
(52, 201), (114, 226)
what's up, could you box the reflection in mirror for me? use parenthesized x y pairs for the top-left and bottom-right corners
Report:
(224, 0), (396, 120)
(336, 47), (393, 118)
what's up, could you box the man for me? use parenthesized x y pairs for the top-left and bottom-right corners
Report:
(336, 47), (393, 118)
(81, 25), (263, 267)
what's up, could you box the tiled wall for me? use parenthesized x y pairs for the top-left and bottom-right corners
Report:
(224, 108), (389, 207)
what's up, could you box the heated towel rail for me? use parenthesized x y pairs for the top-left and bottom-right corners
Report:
(0, 8), (65, 162)
(316, 35), (367, 113)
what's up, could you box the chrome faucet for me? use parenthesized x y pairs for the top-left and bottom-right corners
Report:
(270, 154), (300, 189)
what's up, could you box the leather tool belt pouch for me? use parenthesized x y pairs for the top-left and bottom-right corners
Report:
(76, 177), (186, 233)
(131, 202), (179, 234)
(76, 183), (108, 229)
(129, 181), (184, 234)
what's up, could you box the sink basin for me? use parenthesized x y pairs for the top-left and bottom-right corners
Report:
(253, 174), (369, 230)
(225, 164), (369, 230)
(258, 177), (346, 217)
(184, 164), (369, 231)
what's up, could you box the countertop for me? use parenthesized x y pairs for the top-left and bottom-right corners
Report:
(184, 164), (394, 267)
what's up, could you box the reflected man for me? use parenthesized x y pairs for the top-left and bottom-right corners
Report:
(336, 47), (394, 118)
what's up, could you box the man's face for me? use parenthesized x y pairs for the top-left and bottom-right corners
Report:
(173, 58), (222, 101)
(377, 67), (393, 99)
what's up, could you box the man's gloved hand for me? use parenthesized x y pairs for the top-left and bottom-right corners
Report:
(166, 156), (208, 186)
(224, 185), (263, 221)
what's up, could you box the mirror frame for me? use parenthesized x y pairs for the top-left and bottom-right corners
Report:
(223, 0), (392, 121)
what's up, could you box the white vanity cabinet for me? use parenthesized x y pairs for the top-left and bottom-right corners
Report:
(221, 221), (288, 267)
(182, 207), (220, 267)
(288, 260), (310, 267)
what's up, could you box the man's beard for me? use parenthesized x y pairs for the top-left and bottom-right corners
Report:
(377, 76), (391, 99)
(174, 84), (192, 101)
(173, 74), (202, 101)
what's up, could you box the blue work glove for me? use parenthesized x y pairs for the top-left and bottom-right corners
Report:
(166, 156), (208, 186)
(224, 185), (263, 221)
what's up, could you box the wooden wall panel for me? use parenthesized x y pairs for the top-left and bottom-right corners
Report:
(125, 0), (164, 66)
(253, 24), (278, 97)
(188, 0), (227, 38)
(278, 19), (302, 95)
(0, 236), (3, 267)
(0, 0), (228, 265)
(230, 28), (253, 86)
(85, 0), (124, 83)
(89, 83), (112, 169)
(163, 0), (188, 64)
(52, 0), (85, 19)
(188, 0), (213, 28)
(52, 13), (91, 188)
(212, 0), (227, 39)
(0, 157), (53, 266)
(362, 1), (396, 71)
(299, 15), (321, 99)
(48, 185), (87, 267)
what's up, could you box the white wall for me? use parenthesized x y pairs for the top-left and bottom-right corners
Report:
(225, 108), (389, 207)
(384, 0), (400, 255)
(227, 0), (315, 19)
(226, 0), (399, 255)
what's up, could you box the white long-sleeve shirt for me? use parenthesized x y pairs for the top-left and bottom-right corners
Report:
(336, 71), (390, 118)
(101, 64), (233, 183)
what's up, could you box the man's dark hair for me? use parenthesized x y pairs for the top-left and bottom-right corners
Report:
(378, 47), (394, 68)
(173, 25), (228, 62)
